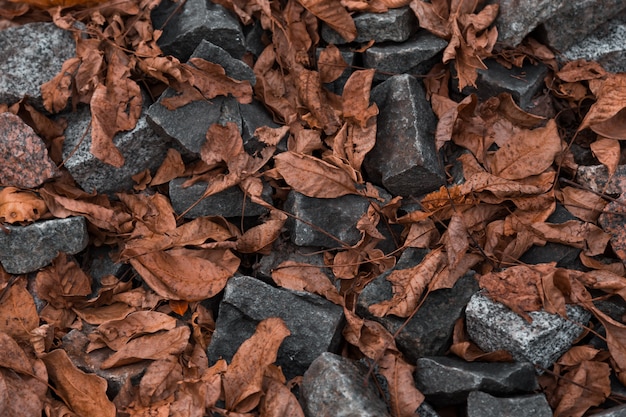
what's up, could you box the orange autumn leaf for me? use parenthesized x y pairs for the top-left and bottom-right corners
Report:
(150, 148), (185, 186)
(272, 261), (344, 305)
(318, 44), (348, 84)
(222, 317), (291, 413)
(590, 137), (620, 176)
(0, 187), (48, 223)
(297, 0), (357, 42)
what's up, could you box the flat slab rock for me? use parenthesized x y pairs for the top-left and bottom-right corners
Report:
(466, 391), (552, 417)
(413, 356), (538, 406)
(0, 216), (88, 274)
(300, 352), (391, 417)
(0, 112), (58, 188)
(207, 275), (344, 380)
(465, 293), (591, 370)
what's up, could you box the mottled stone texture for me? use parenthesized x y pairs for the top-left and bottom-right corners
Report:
(493, 0), (566, 47)
(0, 22), (76, 112)
(301, 353), (391, 417)
(0, 216), (88, 274)
(0, 112), (58, 188)
(466, 391), (552, 417)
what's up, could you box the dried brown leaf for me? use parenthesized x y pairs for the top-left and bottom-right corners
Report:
(150, 148), (185, 186)
(318, 44), (348, 84)
(377, 352), (424, 417)
(272, 261), (344, 305)
(591, 137), (620, 176)
(579, 74), (626, 133)
(553, 360), (610, 417)
(223, 317), (291, 413)
(297, 0), (356, 42)
(0, 187), (47, 223)
(237, 210), (287, 254)
(0, 279), (39, 341)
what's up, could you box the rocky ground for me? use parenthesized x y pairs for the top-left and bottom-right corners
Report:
(2, 0), (626, 416)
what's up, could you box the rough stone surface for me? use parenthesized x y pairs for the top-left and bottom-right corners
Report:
(254, 240), (327, 281)
(191, 40), (256, 85)
(169, 177), (273, 218)
(493, 0), (567, 47)
(458, 59), (548, 110)
(300, 352), (391, 417)
(413, 356), (538, 406)
(207, 275), (344, 380)
(519, 203), (583, 270)
(465, 293), (592, 370)
(562, 11), (626, 73)
(577, 164), (626, 194)
(466, 391), (552, 417)
(321, 6), (417, 45)
(0, 112), (58, 188)
(591, 404), (626, 417)
(599, 193), (626, 262)
(61, 105), (171, 196)
(363, 74), (444, 196)
(0, 22), (76, 112)
(151, 0), (245, 60)
(357, 248), (479, 362)
(86, 246), (131, 296)
(0, 216), (88, 274)
(63, 329), (147, 398)
(363, 31), (447, 82)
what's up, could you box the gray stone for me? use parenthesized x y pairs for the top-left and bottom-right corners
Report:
(416, 402), (440, 417)
(254, 240), (327, 281)
(493, 0), (566, 47)
(239, 100), (283, 153)
(363, 74), (444, 197)
(465, 293), (591, 370)
(321, 6), (417, 45)
(86, 246), (130, 296)
(457, 59), (548, 110)
(0, 22), (76, 112)
(593, 404), (626, 417)
(540, 0), (626, 51)
(577, 164), (626, 195)
(519, 204), (583, 270)
(413, 356), (538, 406)
(207, 275), (344, 380)
(357, 248), (479, 362)
(301, 352), (391, 417)
(244, 21), (268, 58)
(0, 216), (88, 274)
(363, 31), (447, 82)
(62, 329), (147, 398)
(151, 0), (246, 60)
(466, 391), (552, 417)
(284, 190), (384, 248)
(190, 40), (256, 85)
(169, 177), (272, 218)
(61, 105), (171, 196)
(562, 11), (626, 74)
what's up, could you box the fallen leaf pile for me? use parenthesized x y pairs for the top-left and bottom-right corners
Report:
(1, 0), (626, 416)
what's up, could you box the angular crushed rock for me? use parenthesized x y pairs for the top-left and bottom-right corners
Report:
(357, 248), (479, 362)
(0, 22), (76, 112)
(150, 0), (246, 60)
(207, 275), (344, 380)
(0, 112), (58, 188)
(363, 74), (444, 197)
(466, 391), (552, 417)
(169, 177), (272, 218)
(591, 404), (626, 417)
(599, 193), (626, 262)
(321, 6), (417, 45)
(465, 293), (592, 370)
(300, 352), (391, 417)
(0, 216), (88, 274)
(61, 105), (171, 196)
(413, 356), (538, 405)
(576, 164), (626, 194)
(493, 0), (567, 47)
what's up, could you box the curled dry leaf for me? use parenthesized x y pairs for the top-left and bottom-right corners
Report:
(590, 137), (620, 176)
(0, 187), (48, 223)
(0, 278), (39, 341)
(297, 0), (357, 42)
(223, 317), (291, 413)
(237, 210), (287, 254)
(42, 349), (116, 417)
(579, 74), (626, 134)
(272, 261), (344, 305)
(318, 44), (348, 84)
(552, 360), (610, 417)
(150, 148), (185, 186)
(377, 352), (424, 417)
(558, 187), (606, 223)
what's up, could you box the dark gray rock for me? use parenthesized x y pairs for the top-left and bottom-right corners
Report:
(0, 216), (88, 274)
(61, 105), (171, 196)
(0, 112), (58, 188)
(416, 402), (440, 417)
(592, 404), (626, 417)
(207, 275), (344, 380)
(466, 391), (552, 417)
(254, 240), (327, 281)
(62, 328), (147, 399)
(413, 356), (538, 406)
(169, 177), (272, 218)
(540, 0), (626, 51)
(562, 11), (626, 73)
(519, 204), (583, 270)
(0, 22), (76, 112)
(86, 246), (130, 296)
(465, 293), (591, 370)
(238, 100), (283, 153)
(363, 31), (447, 82)
(190, 40), (256, 85)
(244, 21), (268, 58)
(357, 248), (479, 363)
(493, 0), (567, 47)
(363, 74), (444, 197)
(576, 164), (626, 194)
(321, 6), (417, 45)
(456, 59), (548, 110)
(284, 189), (387, 248)
(301, 352), (391, 417)
(151, 0), (246, 61)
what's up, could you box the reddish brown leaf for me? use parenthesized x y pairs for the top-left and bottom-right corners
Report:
(343, 308), (398, 359)
(223, 317), (291, 413)
(201, 122), (245, 167)
(0, 278), (39, 341)
(377, 352), (424, 417)
(42, 349), (116, 417)
(237, 210), (288, 254)
(274, 151), (359, 198)
(590, 137), (620, 176)
(558, 187), (606, 223)
(272, 261), (344, 305)
(297, 0), (357, 42)
(318, 44), (348, 83)
(579, 74), (626, 133)
(150, 148), (185, 186)
(0, 187), (47, 223)
(41, 57), (81, 113)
